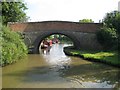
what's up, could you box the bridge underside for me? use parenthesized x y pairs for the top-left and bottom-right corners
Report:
(23, 30), (102, 54)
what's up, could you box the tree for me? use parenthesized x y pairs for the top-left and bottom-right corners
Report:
(97, 10), (120, 50)
(2, 0), (29, 25)
(103, 11), (120, 34)
(103, 11), (120, 50)
(1, 0), (29, 66)
(79, 19), (94, 23)
(97, 27), (118, 50)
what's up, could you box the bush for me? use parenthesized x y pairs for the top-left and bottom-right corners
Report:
(97, 27), (118, 50)
(103, 11), (120, 34)
(100, 11), (120, 51)
(0, 26), (28, 66)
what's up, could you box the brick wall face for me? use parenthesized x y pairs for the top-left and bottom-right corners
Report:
(8, 21), (102, 33)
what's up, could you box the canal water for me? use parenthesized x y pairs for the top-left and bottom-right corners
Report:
(2, 44), (120, 88)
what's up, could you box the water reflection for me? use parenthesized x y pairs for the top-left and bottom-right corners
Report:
(41, 44), (71, 71)
(60, 62), (120, 88)
(2, 44), (120, 88)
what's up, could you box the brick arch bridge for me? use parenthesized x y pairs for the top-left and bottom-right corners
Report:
(8, 21), (103, 54)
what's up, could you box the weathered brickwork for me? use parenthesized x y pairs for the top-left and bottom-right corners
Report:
(8, 21), (102, 32)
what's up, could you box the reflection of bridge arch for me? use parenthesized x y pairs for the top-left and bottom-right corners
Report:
(33, 31), (80, 53)
(8, 21), (103, 54)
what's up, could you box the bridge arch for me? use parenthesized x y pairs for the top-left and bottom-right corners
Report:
(8, 21), (103, 54)
(33, 31), (80, 54)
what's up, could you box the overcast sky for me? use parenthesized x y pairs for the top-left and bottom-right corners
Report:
(24, 0), (120, 22)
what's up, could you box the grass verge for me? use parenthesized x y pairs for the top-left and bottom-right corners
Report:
(64, 47), (119, 67)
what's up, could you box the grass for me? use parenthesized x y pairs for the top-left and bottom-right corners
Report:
(64, 47), (119, 67)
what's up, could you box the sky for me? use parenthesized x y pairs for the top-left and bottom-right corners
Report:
(24, 0), (120, 22)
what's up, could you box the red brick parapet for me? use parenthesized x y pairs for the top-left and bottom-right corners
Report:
(8, 21), (102, 33)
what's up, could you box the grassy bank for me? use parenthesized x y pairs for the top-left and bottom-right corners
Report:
(64, 47), (119, 67)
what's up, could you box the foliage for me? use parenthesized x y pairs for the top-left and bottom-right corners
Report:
(46, 34), (73, 44)
(82, 52), (118, 66)
(2, 0), (29, 25)
(57, 35), (73, 43)
(96, 11), (120, 50)
(103, 11), (120, 34)
(97, 27), (118, 50)
(0, 2), (2, 28)
(82, 52), (115, 59)
(64, 47), (119, 67)
(1, 26), (28, 66)
(79, 19), (94, 23)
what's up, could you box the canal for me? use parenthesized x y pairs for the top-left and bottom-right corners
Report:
(2, 44), (120, 88)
